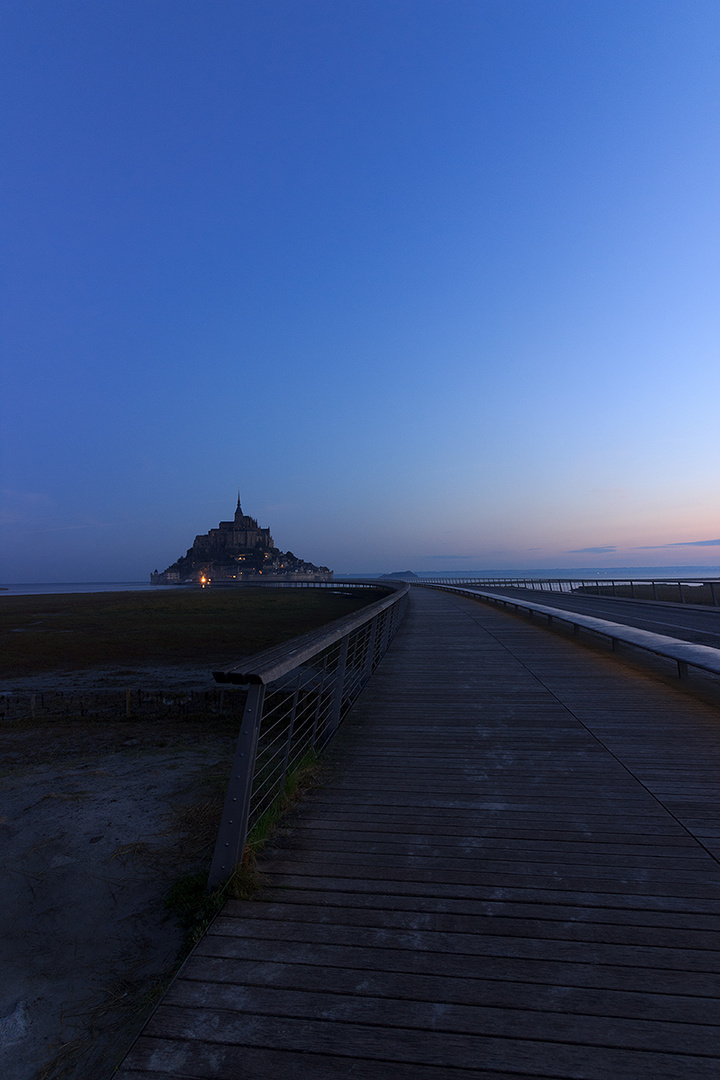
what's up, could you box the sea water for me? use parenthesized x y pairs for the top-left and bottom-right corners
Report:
(358, 566), (720, 582)
(0, 582), (182, 597)
(4, 567), (720, 596)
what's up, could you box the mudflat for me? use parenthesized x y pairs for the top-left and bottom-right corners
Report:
(1, 587), (377, 1080)
(1, 586), (381, 680)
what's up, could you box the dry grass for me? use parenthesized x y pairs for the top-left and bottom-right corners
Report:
(165, 749), (321, 954)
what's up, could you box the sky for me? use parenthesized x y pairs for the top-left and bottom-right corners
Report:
(2, 0), (719, 581)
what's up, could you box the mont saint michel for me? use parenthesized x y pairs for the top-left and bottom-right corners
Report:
(151, 495), (332, 584)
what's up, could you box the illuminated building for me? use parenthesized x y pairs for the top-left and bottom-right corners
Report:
(151, 494), (332, 584)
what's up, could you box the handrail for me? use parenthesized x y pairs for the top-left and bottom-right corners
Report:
(214, 582), (407, 685)
(423, 583), (720, 682)
(419, 575), (720, 606)
(207, 581), (409, 888)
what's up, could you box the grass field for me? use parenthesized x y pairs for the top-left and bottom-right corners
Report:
(0, 586), (385, 678)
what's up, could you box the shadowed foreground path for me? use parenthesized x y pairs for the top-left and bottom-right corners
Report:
(118, 587), (720, 1079)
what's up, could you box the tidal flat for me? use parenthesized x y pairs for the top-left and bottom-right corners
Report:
(0, 586), (379, 1080)
(1, 585), (381, 681)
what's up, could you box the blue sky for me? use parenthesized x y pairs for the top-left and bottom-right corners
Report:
(2, 0), (719, 581)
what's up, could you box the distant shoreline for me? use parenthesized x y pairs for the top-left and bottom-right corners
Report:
(3, 566), (720, 596)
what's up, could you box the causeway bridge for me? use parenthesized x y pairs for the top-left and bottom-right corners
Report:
(118, 582), (720, 1079)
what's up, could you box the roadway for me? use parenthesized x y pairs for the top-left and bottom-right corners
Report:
(462, 586), (720, 650)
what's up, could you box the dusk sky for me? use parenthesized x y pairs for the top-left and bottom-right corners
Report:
(2, 0), (719, 581)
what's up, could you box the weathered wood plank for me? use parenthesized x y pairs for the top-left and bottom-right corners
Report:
(215, 899), (720, 950)
(131, 1005), (720, 1080)
(193, 931), (720, 997)
(252, 884), (720, 929)
(158, 980), (720, 1056)
(176, 954), (720, 1023)
(261, 871), (720, 912)
(121, 1038), (517, 1080)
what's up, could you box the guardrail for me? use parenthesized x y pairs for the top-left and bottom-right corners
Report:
(207, 581), (409, 889)
(423, 583), (720, 684)
(420, 576), (720, 606)
(197, 579), (384, 591)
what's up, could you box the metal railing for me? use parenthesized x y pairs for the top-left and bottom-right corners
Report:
(207, 581), (409, 888)
(204, 579), (383, 590)
(420, 576), (720, 606)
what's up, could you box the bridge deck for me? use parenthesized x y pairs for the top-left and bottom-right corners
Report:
(118, 587), (720, 1079)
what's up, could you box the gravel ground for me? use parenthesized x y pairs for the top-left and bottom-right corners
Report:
(0, 702), (236, 1080)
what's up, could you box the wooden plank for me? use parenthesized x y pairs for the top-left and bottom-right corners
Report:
(215, 900), (720, 950)
(121, 1038), (516, 1080)
(261, 871), (720, 912)
(192, 931), (720, 997)
(129, 1006), (720, 1080)
(254, 856), (720, 897)
(203, 915), (720, 972)
(158, 980), (720, 1056)
(176, 954), (720, 1023)
(252, 884), (720, 929)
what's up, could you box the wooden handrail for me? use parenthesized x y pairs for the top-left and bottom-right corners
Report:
(214, 581), (409, 685)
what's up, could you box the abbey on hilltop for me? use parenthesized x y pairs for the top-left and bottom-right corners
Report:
(151, 494), (333, 584)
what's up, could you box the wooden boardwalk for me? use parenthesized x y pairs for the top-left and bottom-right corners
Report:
(118, 587), (720, 1079)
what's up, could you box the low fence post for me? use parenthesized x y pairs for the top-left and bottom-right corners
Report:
(363, 616), (379, 681)
(378, 609), (391, 658)
(310, 655), (330, 749)
(324, 634), (350, 743)
(207, 682), (266, 890)
(279, 673), (302, 793)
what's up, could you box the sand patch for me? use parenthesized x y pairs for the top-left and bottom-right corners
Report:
(0, 716), (235, 1080)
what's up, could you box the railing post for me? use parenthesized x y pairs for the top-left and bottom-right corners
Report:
(310, 655), (329, 749)
(323, 633), (350, 744)
(378, 609), (391, 659)
(363, 616), (379, 681)
(711, 582), (718, 607)
(207, 682), (265, 890)
(652, 580), (658, 601)
(279, 673), (302, 793)
(679, 581), (685, 603)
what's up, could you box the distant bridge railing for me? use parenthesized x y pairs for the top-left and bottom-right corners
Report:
(203, 579), (383, 590)
(207, 580), (409, 889)
(420, 576), (720, 606)
(423, 583), (720, 684)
